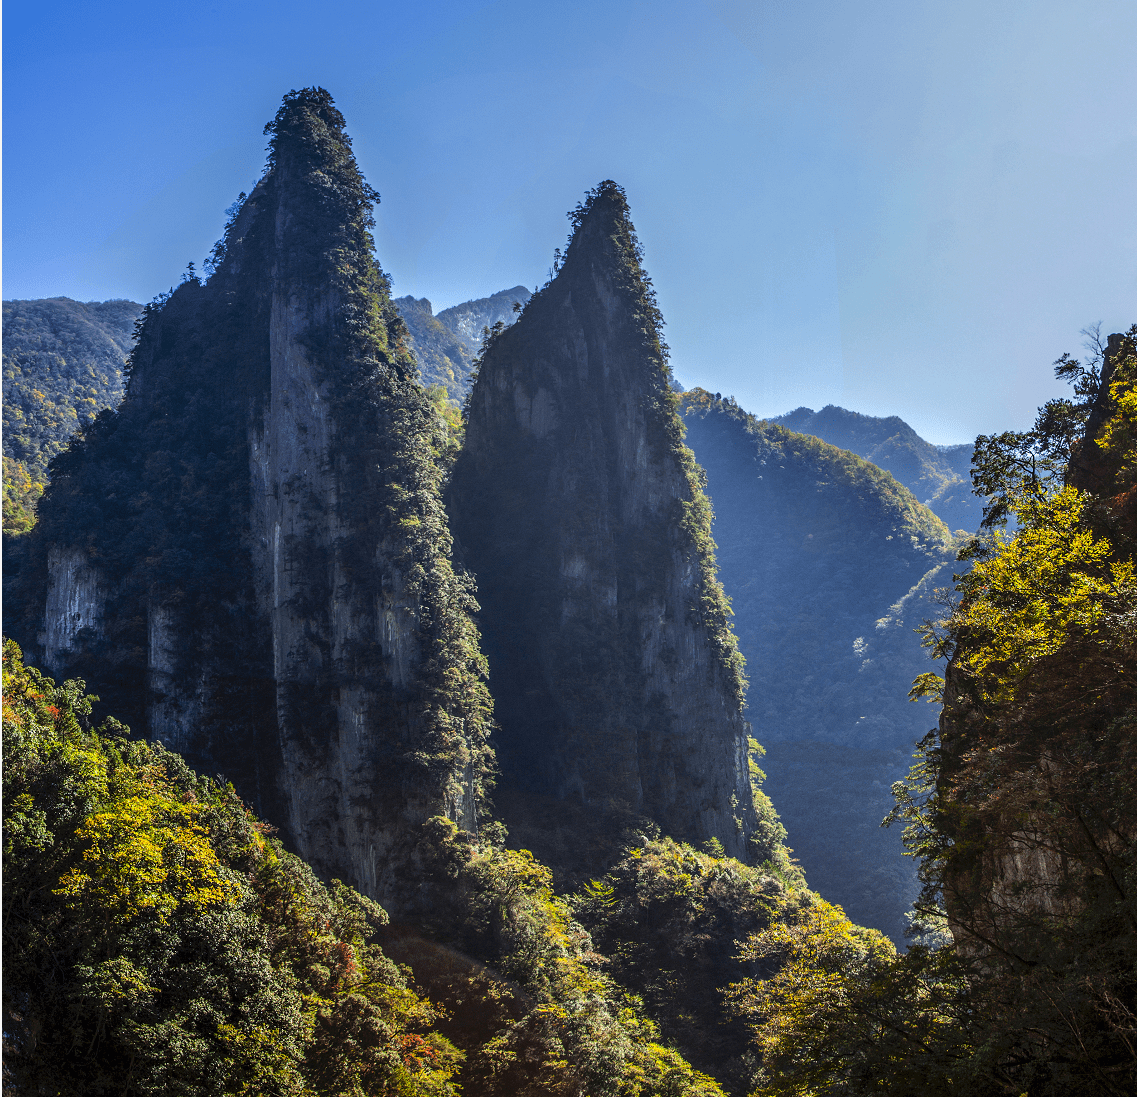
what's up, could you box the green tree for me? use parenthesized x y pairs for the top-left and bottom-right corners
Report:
(720, 328), (1137, 1096)
(2, 455), (44, 534)
(2, 639), (462, 1097)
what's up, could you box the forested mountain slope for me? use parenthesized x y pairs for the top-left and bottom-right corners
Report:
(774, 403), (979, 531)
(2, 297), (140, 479)
(393, 295), (476, 398)
(2, 298), (141, 531)
(682, 390), (959, 942)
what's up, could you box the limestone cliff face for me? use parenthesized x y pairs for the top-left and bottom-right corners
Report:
(42, 546), (107, 668)
(448, 182), (759, 864)
(18, 90), (493, 910)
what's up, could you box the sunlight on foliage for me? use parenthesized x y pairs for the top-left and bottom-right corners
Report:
(952, 485), (1133, 703)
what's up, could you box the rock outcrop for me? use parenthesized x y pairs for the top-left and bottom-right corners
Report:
(14, 89), (494, 910)
(448, 182), (765, 867)
(937, 327), (1137, 952)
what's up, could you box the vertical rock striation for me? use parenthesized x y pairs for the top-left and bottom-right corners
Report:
(15, 89), (494, 910)
(448, 182), (763, 865)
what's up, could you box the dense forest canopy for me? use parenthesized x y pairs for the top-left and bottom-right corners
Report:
(7, 635), (902, 1097)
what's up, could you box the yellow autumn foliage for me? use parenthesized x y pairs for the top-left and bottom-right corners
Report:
(954, 486), (1134, 703)
(54, 774), (238, 925)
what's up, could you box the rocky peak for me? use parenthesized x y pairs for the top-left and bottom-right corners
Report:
(448, 182), (764, 869)
(15, 89), (495, 912)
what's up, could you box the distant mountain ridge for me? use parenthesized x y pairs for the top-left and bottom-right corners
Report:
(682, 389), (960, 941)
(393, 286), (531, 400)
(393, 295), (474, 398)
(437, 285), (532, 358)
(773, 404), (978, 531)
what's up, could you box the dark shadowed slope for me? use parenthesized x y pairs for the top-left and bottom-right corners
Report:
(449, 183), (780, 873)
(683, 390), (959, 941)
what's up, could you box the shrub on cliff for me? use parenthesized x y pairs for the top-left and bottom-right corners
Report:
(392, 817), (728, 1097)
(573, 836), (808, 1094)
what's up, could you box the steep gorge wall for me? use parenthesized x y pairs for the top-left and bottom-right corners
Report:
(449, 182), (764, 867)
(936, 328), (1137, 955)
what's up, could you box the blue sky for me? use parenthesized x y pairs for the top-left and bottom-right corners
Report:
(4, 0), (1135, 442)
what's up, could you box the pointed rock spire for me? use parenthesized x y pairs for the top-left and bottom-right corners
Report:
(20, 89), (494, 909)
(449, 181), (766, 865)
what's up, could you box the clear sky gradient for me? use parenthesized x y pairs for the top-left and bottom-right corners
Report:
(4, 0), (1135, 442)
